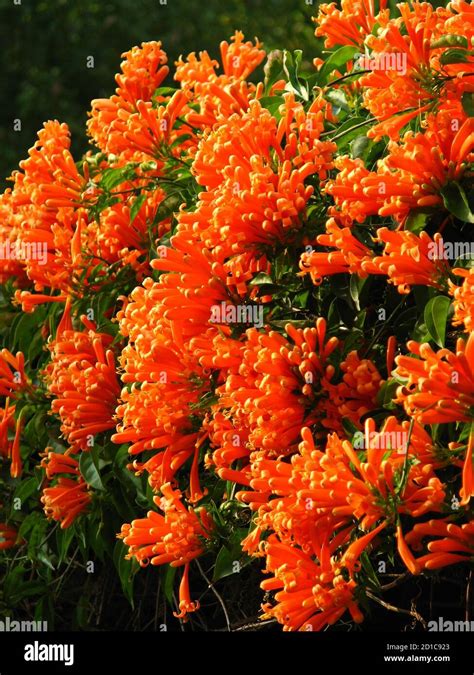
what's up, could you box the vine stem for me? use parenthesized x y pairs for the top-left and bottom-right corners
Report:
(366, 590), (427, 629)
(195, 559), (231, 632)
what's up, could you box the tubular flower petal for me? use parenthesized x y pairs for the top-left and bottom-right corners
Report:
(395, 333), (474, 423)
(44, 308), (121, 451)
(40, 451), (91, 528)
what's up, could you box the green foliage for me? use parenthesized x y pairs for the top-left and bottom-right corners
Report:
(0, 0), (319, 184)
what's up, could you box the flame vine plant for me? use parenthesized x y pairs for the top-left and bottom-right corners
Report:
(1, 0), (474, 632)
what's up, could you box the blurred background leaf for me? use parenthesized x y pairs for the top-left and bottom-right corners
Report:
(0, 0), (321, 186)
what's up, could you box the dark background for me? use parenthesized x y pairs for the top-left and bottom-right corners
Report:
(0, 0), (320, 186)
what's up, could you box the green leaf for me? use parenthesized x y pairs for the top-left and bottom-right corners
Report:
(213, 545), (239, 582)
(264, 50), (284, 93)
(424, 295), (451, 347)
(360, 552), (381, 591)
(13, 477), (39, 508)
(342, 417), (360, 439)
(376, 379), (399, 408)
(6, 578), (46, 605)
(462, 91), (474, 117)
(87, 520), (106, 562)
(318, 46), (359, 84)
(100, 166), (136, 192)
(349, 275), (367, 310)
(350, 135), (370, 160)
(249, 272), (273, 286)
(79, 450), (104, 491)
(129, 193), (147, 224)
(74, 595), (89, 629)
(430, 35), (469, 49)
(23, 411), (47, 447)
(18, 511), (43, 540)
(162, 564), (177, 604)
(12, 311), (45, 353)
(452, 254), (474, 270)
(153, 86), (179, 99)
(405, 210), (430, 234)
(439, 48), (474, 65)
(283, 50), (308, 101)
(56, 525), (75, 565)
(113, 540), (138, 607)
(440, 182), (474, 223)
(259, 96), (284, 118)
(27, 519), (48, 560)
(331, 116), (372, 151)
(325, 88), (350, 112)
(153, 192), (182, 225)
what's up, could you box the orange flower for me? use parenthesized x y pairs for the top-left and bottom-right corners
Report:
(450, 268), (474, 332)
(238, 421), (444, 579)
(88, 41), (169, 156)
(315, 0), (389, 49)
(112, 279), (216, 499)
(260, 525), (363, 631)
(175, 562), (200, 620)
(396, 524), (421, 575)
(180, 95), (335, 257)
(0, 190), (29, 285)
(149, 238), (231, 340)
(0, 349), (29, 398)
(405, 518), (474, 570)
(10, 414), (23, 479)
(218, 31), (266, 80)
(40, 450), (91, 528)
(6, 124), (94, 307)
(0, 403), (16, 459)
(395, 333), (474, 423)
(17, 120), (86, 210)
(299, 218), (376, 285)
(175, 32), (265, 130)
(361, 3), (472, 140)
(460, 429), (474, 506)
(366, 229), (450, 294)
(326, 351), (384, 428)
(86, 188), (170, 278)
(325, 156), (385, 225)
(341, 521), (387, 573)
(0, 351), (31, 478)
(119, 91), (192, 161)
(45, 306), (120, 451)
(375, 103), (474, 209)
(327, 105), (474, 225)
(0, 523), (19, 550)
(214, 319), (340, 458)
(119, 484), (214, 619)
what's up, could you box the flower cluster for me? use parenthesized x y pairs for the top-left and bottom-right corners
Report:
(1, 0), (473, 632)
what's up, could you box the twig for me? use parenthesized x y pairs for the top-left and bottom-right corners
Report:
(195, 560), (231, 632)
(325, 69), (372, 87)
(321, 117), (377, 140)
(153, 578), (161, 631)
(234, 619), (277, 632)
(466, 569), (473, 622)
(379, 572), (411, 591)
(367, 590), (427, 629)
